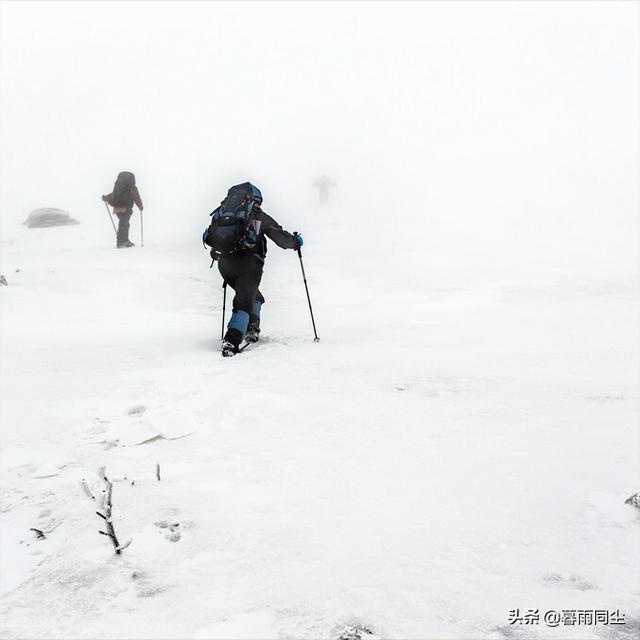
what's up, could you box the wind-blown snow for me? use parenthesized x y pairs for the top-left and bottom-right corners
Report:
(0, 2), (639, 635)
(0, 215), (638, 639)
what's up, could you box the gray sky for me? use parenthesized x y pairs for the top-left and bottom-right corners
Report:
(1, 1), (638, 270)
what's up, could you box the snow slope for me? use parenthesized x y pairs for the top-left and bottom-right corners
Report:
(0, 216), (638, 639)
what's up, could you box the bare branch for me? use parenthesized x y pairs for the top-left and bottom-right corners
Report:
(116, 539), (132, 552)
(29, 528), (46, 540)
(155, 463), (161, 482)
(94, 469), (131, 555)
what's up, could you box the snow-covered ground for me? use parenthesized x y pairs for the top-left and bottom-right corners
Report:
(0, 216), (638, 639)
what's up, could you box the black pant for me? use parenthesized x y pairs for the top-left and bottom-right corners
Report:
(116, 212), (132, 245)
(218, 253), (265, 346)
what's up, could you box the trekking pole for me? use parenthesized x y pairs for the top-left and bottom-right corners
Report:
(140, 210), (144, 247)
(294, 233), (319, 342)
(221, 281), (227, 340)
(104, 202), (117, 237)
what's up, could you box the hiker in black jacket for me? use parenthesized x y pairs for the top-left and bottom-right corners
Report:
(203, 183), (302, 357)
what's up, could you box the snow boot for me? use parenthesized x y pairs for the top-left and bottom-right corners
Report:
(245, 322), (260, 343)
(221, 340), (238, 357)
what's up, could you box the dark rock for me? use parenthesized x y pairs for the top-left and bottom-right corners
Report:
(337, 625), (376, 640)
(23, 208), (79, 228)
(625, 492), (640, 508)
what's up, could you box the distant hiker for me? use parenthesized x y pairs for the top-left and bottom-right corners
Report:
(313, 174), (337, 204)
(203, 182), (303, 357)
(102, 172), (143, 248)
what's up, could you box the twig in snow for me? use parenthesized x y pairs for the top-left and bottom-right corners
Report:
(29, 528), (46, 540)
(80, 479), (95, 500)
(155, 463), (161, 482)
(95, 468), (131, 554)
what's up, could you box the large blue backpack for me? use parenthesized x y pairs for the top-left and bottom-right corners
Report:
(204, 183), (263, 256)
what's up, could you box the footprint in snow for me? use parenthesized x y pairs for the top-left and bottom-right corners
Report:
(588, 394), (626, 402)
(128, 405), (148, 416)
(131, 570), (167, 599)
(154, 519), (182, 542)
(489, 624), (527, 639)
(137, 586), (166, 598)
(541, 572), (594, 591)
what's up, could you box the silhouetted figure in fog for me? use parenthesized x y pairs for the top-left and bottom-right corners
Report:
(313, 175), (337, 204)
(102, 171), (143, 248)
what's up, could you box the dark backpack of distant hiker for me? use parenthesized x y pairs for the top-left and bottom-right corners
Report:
(111, 171), (136, 208)
(203, 182), (263, 256)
